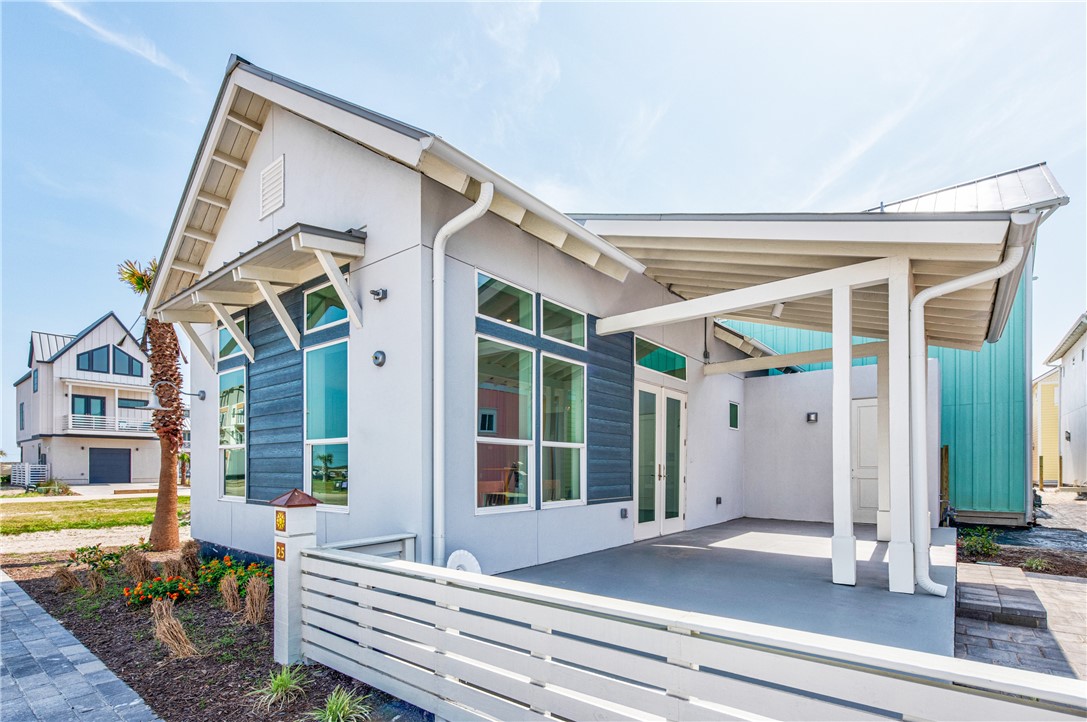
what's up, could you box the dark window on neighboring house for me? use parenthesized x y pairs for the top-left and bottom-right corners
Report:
(113, 347), (143, 377)
(72, 395), (106, 416)
(32, 369), (38, 393)
(76, 345), (110, 373)
(118, 398), (148, 409)
(19, 403), (24, 431)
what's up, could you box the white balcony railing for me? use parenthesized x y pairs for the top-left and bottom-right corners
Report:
(62, 414), (154, 433)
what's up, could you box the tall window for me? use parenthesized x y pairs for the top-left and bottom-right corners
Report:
(541, 355), (585, 505)
(32, 370), (38, 393)
(305, 341), (348, 506)
(76, 345), (110, 373)
(113, 347), (144, 377)
(729, 402), (740, 430)
(305, 283), (348, 332)
(477, 273), (534, 332)
(219, 318), (246, 360)
(476, 337), (533, 510)
(218, 369), (246, 498)
(19, 403), (24, 431)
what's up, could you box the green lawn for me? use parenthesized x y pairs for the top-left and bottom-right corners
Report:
(0, 497), (191, 535)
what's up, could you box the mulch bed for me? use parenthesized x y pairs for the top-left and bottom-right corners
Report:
(958, 545), (1087, 577)
(1, 549), (427, 722)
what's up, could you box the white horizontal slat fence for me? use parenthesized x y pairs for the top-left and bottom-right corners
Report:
(299, 547), (1086, 722)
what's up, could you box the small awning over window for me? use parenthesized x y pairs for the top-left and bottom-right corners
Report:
(153, 223), (366, 365)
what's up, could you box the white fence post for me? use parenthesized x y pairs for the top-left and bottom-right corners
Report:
(270, 489), (318, 665)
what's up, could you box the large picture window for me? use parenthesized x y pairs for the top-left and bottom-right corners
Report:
(113, 347), (144, 377)
(541, 355), (586, 505)
(218, 318), (246, 360)
(218, 369), (246, 498)
(476, 337), (533, 510)
(76, 345), (110, 373)
(477, 272), (534, 332)
(305, 341), (348, 506)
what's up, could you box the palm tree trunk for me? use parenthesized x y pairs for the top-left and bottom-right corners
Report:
(150, 442), (179, 549)
(146, 317), (184, 551)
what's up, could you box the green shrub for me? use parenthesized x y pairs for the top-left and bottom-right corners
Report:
(249, 665), (309, 712)
(958, 526), (1000, 557)
(33, 479), (75, 496)
(197, 556), (273, 597)
(1022, 557), (1051, 572)
(67, 540), (153, 573)
(304, 686), (371, 722)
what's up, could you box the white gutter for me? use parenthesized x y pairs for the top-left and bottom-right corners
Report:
(432, 182), (494, 567)
(422, 139), (646, 277)
(908, 212), (1039, 596)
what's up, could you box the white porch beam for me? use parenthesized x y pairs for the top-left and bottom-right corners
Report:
(178, 322), (215, 369)
(876, 347), (891, 542)
(291, 231), (366, 259)
(207, 302), (255, 362)
(191, 290), (260, 307)
(211, 150), (247, 171)
(234, 264), (301, 286)
(887, 260), (915, 593)
(597, 257), (896, 335)
(309, 249), (363, 330)
(157, 309), (215, 324)
(196, 190), (231, 209)
(254, 280), (301, 351)
(703, 341), (887, 375)
(172, 260), (204, 276)
(831, 285), (856, 586)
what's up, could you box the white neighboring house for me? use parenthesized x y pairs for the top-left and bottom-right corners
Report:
(1047, 312), (1087, 488)
(13, 312), (160, 485)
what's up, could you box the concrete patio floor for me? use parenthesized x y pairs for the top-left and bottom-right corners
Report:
(502, 517), (957, 655)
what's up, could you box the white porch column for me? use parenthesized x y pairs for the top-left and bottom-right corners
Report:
(887, 262), (915, 593)
(876, 348), (891, 542)
(831, 285), (856, 586)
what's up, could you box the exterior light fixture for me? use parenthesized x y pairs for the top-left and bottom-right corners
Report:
(806, 412), (818, 423)
(146, 380), (206, 411)
(1066, 431), (1072, 441)
(369, 289), (388, 301)
(771, 303), (785, 319)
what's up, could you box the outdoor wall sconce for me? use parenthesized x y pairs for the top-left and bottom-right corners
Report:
(372, 350), (387, 367)
(620, 508), (628, 519)
(806, 412), (818, 423)
(716, 496), (722, 505)
(1066, 431), (1072, 441)
(771, 302), (785, 319)
(369, 288), (388, 301)
(146, 380), (205, 411)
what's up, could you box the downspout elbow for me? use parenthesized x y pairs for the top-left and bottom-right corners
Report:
(432, 182), (494, 567)
(907, 213), (1036, 597)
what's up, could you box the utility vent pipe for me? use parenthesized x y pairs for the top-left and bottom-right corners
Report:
(432, 182), (494, 567)
(908, 212), (1038, 596)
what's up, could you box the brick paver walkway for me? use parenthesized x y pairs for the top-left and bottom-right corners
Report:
(956, 568), (1087, 679)
(0, 570), (159, 721)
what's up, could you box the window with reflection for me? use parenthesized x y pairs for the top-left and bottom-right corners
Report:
(477, 273), (534, 331)
(542, 299), (586, 347)
(305, 283), (348, 331)
(476, 337), (533, 509)
(541, 356), (585, 504)
(305, 341), (348, 506)
(218, 368), (246, 498)
(218, 318), (246, 360)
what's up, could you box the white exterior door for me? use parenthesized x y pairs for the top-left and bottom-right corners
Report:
(851, 398), (879, 524)
(634, 383), (687, 540)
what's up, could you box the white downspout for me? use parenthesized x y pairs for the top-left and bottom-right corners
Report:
(908, 211), (1038, 596)
(432, 182), (494, 567)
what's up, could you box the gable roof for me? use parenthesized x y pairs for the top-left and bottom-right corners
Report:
(866, 163), (1068, 214)
(1046, 312), (1087, 364)
(24, 312), (146, 371)
(147, 55), (645, 315)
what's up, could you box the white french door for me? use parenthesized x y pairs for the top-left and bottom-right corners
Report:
(634, 382), (687, 540)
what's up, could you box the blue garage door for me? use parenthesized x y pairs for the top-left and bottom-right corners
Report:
(89, 448), (131, 484)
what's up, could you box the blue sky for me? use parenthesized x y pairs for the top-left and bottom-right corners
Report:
(2, 2), (1084, 457)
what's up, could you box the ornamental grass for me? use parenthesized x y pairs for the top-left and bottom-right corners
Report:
(219, 573), (241, 613)
(122, 550), (155, 583)
(53, 566), (82, 593)
(151, 599), (197, 658)
(244, 576), (270, 625)
(85, 570), (105, 595)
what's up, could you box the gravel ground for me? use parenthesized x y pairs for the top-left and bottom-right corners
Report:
(0, 524), (192, 554)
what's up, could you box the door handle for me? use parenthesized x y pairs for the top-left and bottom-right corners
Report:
(658, 463), (662, 480)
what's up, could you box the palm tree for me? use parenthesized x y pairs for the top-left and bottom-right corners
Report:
(177, 452), (191, 486)
(119, 259), (184, 550)
(316, 452), (334, 487)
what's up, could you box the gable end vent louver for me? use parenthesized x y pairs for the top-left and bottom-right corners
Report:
(260, 155), (285, 219)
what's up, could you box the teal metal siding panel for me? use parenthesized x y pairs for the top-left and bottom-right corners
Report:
(724, 280), (1029, 516)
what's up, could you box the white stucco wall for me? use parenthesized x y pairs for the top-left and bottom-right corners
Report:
(742, 360), (941, 526)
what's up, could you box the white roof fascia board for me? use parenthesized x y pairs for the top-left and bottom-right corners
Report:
(581, 216), (1012, 247)
(59, 378), (152, 392)
(423, 138), (646, 279)
(1045, 313), (1087, 364)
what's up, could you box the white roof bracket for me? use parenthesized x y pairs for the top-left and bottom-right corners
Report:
(306, 246), (363, 330)
(207, 302), (256, 362)
(177, 321), (215, 369)
(253, 279), (301, 351)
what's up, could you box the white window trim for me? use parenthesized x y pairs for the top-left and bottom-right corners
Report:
(218, 367), (246, 501)
(541, 297), (588, 350)
(303, 338), (350, 512)
(217, 316), (247, 361)
(540, 352), (587, 508)
(475, 333), (535, 515)
(303, 277), (351, 334)
(728, 401), (740, 430)
(634, 336), (689, 383)
(476, 270), (537, 335)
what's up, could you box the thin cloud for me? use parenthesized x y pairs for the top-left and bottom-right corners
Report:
(616, 102), (670, 160)
(46, 1), (192, 85)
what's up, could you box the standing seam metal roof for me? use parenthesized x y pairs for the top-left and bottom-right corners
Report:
(866, 163), (1069, 214)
